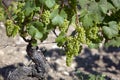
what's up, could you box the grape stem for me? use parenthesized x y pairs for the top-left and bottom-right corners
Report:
(53, 29), (58, 37)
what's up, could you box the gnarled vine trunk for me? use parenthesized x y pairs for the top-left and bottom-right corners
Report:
(7, 43), (50, 80)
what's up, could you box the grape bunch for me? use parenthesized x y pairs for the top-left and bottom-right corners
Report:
(5, 20), (19, 37)
(0, 7), (5, 21)
(85, 26), (100, 48)
(76, 26), (86, 44)
(41, 10), (50, 25)
(86, 26), (99, 40)
(16, 11), (25, 23)
(65, 36), (82, 66)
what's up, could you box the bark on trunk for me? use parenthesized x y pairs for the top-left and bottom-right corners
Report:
(7, 43), (50, 80)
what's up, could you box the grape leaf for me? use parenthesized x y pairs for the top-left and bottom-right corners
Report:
(60, 9), (67, 19)
(105, 37), (120, 47)
(56, 32), (66, 47)
(88, 42), (99, 49)
(102, 21), (118, 39)
(98, 0), (108, 14)
(27, 25), (43, 40)
(31, 21), (44, 32)
(111, 0), (120, 9)
(99, 4), (108, 14)
(45, 0), (55, 8)
(50, 9), (59, 19)
(82, 14), (93, 28)
(52, 15), (64, 25)
(78, 0), (90, 9)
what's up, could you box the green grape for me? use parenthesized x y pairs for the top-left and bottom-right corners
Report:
(59, 19), (69, 32)
(5, 20), (19, 37)
(66, 54), (73, 66)
(76, 26), (86, 44)
(16, 11), (25, 23)
(52, 4), (59, 10)
(17, 2), (25, 9)
(0, 8), (5, 21)
(6, 20), (14, 37)
(41, 10), (50, 25)
(87, 26), (99, 40)
(65, 36), (82, 66)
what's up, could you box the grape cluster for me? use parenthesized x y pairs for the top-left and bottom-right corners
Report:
(16, 11), (25, 23)
(76, 26), (86, 44)
(85, 26), (100, 48)
(5, 20), (19, 37)
(87, 26), (99, 40)
(0, 7), (5, 21)
(41, 10), (50, 25)
(5, 20), (14, 36)
(65, 36), (82, 66)
(17, 2), (25, 9)
(59, 19), (69, 32)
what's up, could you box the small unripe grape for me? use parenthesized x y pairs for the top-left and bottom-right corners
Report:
(41, 10), (50, 25)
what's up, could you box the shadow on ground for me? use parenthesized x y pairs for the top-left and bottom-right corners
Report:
(74, 47), (120, 80)
(0, 47), (120, 80)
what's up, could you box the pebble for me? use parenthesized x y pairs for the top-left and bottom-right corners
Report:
(63, 71), (69, 76)
(0, 50), (4, 56)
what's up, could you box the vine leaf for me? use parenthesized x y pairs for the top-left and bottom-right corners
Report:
(27, 25), (43, 40)
(111, 0), (120, 9)
(105, 37), (120, 47)
(56, 32), (66, 46)
(88, 42), (99, 49)
(60, 9), (67, 19)
(82, 14), (93, 28)
(50, 9), (59, 19)
(102, 21), (118, 39)
(52, 15), (64, 25)
(99, 4), (108, 14)
(45, 0), (55, 8)
(32, 21), (44, 32)
(98, 0), (108, 14)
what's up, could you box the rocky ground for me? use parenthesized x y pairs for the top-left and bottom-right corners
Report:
(0, 22), (120, 80)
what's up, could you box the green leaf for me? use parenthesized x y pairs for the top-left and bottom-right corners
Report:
(32, 21), (44, 32)
(102, 21), (118, 39)
(88, 42), (99, 49)
(52, 15), (64, 25)
(105, 37), (120, 47)
(80, 9), (88, 18)
(71, 15), (76, 25)
(60, 9), (67, 19)
(45, 0), (55, 8)
(111, 0), (120, 9)
(35, 31), (43, 39)
(50, 9), (59, 19)
(98, 0), (108, 14)
(31, 39), (37, 47)
(23, 0), (37, 16)
(56, 32), (66, 46)
(38, 0), (46, 4)
(78, 0), (90, 9)
(82, 14), (93, 28)
(27, 25), (43, 39)
(99, 4), (108, 14)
